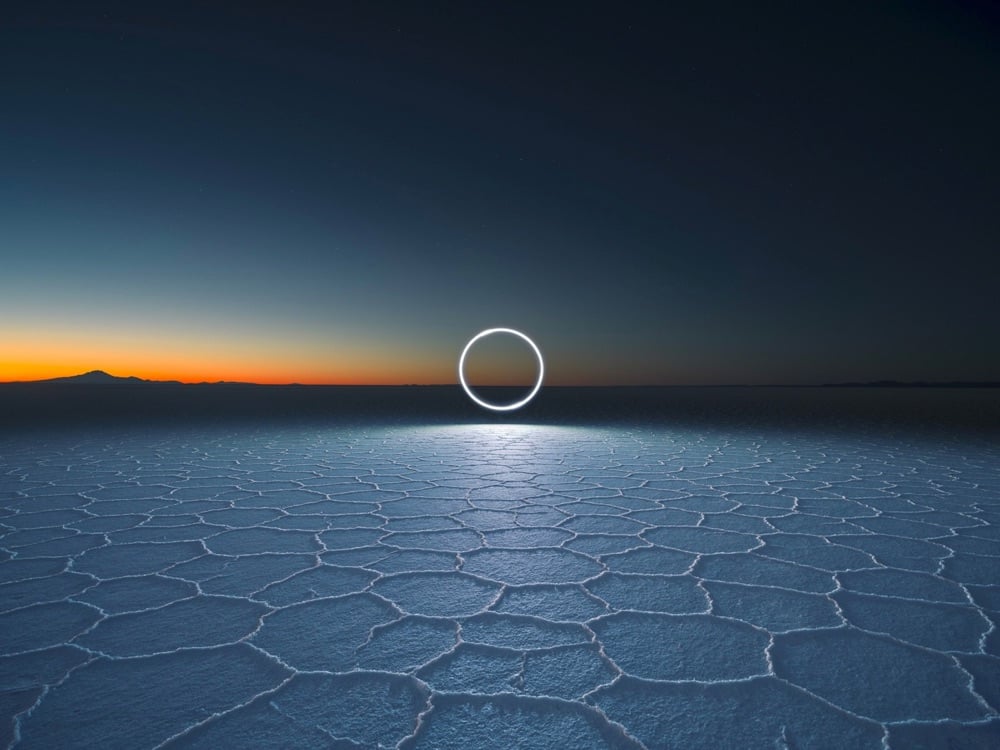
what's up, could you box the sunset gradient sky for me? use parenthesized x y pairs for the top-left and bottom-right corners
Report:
(3, 2), (998, 385)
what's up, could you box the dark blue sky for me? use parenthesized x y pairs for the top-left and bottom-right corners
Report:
(3, 1), (998, 384)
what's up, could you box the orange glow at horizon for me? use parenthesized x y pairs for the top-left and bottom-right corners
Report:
(0, 363), (439, 386)
(0, 354), (453, 385)
(1, 327), (682, 387)
(0, 330), (456, 385)
(1, 344), (687, 387)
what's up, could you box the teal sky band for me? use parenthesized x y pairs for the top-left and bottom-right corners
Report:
(458, 328), (544, 412)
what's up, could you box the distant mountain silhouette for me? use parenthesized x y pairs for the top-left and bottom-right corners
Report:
(6, 370), (184, 385)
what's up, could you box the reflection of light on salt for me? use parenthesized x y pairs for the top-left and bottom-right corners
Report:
(400, 424), (594, 441)
(392, 425), (603, 467)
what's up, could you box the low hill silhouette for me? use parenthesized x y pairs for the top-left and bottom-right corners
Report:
(4, 370), (183, 385)
(0, 371), (280, 386)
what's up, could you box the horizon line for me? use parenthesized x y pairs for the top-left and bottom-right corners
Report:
(3, 371), (999, 389)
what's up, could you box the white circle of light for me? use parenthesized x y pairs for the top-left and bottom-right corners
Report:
(458, 328), (544, 412)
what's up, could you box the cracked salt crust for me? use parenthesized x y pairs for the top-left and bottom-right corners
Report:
(1, 424), (998, 748)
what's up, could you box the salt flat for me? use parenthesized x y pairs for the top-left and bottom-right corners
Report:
(2, 397), (999, 748)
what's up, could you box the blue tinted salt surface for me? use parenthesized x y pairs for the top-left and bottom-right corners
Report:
(1, 422), (998, 748)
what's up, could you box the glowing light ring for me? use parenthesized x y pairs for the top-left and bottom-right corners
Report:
(458, 328), (544, 412)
